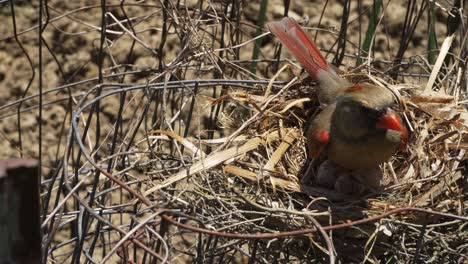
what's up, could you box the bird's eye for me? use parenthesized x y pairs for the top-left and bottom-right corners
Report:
(361, 106), (381, 119)
(360, 106), (370, 113)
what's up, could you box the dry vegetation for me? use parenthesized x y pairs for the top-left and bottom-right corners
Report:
(0, 0), (467, 263)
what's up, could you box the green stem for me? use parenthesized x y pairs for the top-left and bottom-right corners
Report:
(250, 0), (269, 77)
(359, 0), (381, 65)
(427, 1), (437, 65)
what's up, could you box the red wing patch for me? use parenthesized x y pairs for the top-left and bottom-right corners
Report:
(310, 129), (329, 157)
(345, 84), (364, 93)
(315, 130), (329, 143)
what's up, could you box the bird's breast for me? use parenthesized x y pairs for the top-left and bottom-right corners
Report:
(327, 130), (400, 169)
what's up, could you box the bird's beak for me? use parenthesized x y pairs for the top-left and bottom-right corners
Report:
(376, 108), (401, 131)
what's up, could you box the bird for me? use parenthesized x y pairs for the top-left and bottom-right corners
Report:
(268, 17), (408, 193)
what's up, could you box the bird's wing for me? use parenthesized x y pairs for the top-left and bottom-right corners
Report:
(306, 104), (335, 157)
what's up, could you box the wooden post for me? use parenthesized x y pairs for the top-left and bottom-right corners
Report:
(0, 159), (41, 264)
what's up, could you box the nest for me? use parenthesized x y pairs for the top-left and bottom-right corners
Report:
(134, 65), (467, 262)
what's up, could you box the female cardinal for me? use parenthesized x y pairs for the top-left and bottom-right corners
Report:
(269, 17), (407, 192)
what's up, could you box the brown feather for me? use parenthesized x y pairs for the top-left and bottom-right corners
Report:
(269, 17), (407, 173)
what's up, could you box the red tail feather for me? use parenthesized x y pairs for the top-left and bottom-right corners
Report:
(269, 17), (332, 78)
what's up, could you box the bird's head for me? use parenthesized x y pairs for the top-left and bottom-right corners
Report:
(332, 84), (404, 140)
